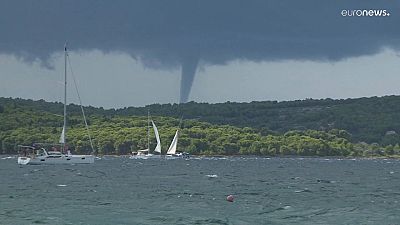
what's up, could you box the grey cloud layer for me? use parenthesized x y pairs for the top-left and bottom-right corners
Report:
(1, 0), (398, 64)
(0, 0), (399, 102)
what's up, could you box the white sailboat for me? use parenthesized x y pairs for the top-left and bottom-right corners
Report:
(152, 120), (162, 154)
(130, 112), (162, 159)
(166, 130), (179, 156)
(166, 129), (189, 158)
(17, 44), (95, 165)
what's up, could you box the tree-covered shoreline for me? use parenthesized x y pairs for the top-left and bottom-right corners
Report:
(1, 96), (400, 157)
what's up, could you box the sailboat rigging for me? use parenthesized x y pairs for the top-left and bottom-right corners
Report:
(130, 111), (162, 159)
(17, 43), (95, 165)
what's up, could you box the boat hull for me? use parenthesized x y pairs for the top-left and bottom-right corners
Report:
(166, 153), (190, 158)
(17, 155), (94, 165)
(17, 157), (31, 165)
(129, 154), (161, 159)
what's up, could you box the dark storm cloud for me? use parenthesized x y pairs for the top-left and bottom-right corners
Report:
(0, 0), (399, 101)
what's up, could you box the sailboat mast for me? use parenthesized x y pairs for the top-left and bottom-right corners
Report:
(63, 43), (67, 152)
(147, 109), (150, 151)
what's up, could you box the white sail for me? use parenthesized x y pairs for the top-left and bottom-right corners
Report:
(151, 120), (161, 153)
(59, 126), (65, 144)
(167, 130), (179, 155)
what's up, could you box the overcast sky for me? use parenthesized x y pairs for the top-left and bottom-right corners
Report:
(0, 0), (399, 108)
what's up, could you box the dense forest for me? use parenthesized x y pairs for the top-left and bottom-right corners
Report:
(1, 96), (400, 157)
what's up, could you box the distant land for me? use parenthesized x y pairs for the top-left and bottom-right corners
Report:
(1, 96), (400, 157)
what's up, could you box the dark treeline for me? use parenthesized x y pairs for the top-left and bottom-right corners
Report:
(3, 95), (400, 145)
(1, 96), (400, 156)
(117, 96), (400, 146)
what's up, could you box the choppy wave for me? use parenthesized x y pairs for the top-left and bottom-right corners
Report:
(1, 157), (400, 224)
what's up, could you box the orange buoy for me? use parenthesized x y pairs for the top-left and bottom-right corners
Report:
(226, 195), (234, 202)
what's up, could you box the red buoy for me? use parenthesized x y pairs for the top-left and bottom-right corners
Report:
(226, 195), (234, 202)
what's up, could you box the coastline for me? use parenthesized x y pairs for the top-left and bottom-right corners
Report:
(4, 154), (400, 160)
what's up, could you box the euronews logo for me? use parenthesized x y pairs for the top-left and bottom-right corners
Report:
(341, 9), (391, 17)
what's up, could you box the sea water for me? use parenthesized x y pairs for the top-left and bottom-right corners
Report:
(1, 156), (399, 225)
